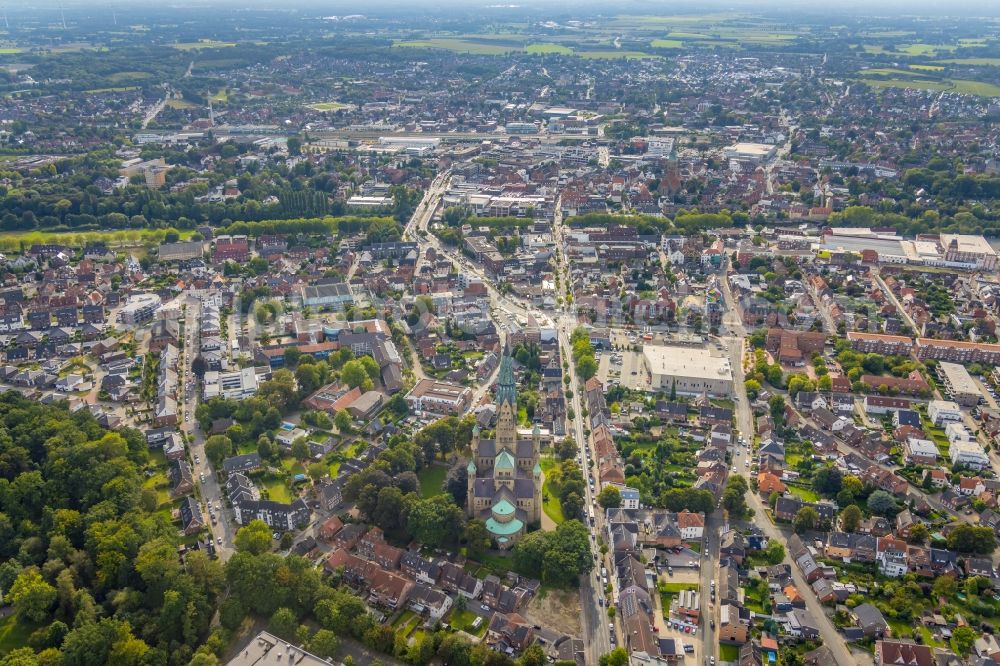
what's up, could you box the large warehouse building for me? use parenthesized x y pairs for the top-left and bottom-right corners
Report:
(642, 345), (734, 396)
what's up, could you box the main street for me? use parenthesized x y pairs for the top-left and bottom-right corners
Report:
(411, 177), (611, 661)
(178, 293), (237, 561)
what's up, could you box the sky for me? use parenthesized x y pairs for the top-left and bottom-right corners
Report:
(9, 0), (1000, 17)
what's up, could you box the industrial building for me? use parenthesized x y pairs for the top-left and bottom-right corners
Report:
(641, 345), (734, 396)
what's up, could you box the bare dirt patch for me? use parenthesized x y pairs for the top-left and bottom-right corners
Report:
(523, 587), (582, 636)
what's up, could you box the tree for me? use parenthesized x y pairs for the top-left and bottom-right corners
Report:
(463, 520), (491, 559)
(953, 625), (977, 655)
(234, 520), (273, 555)
(793, 507), (819, 534)
(947, 524), (996, 554)
(813, 466), (842, 496)
(512, 520), (592, 587)
(408, 495), (466, 548)
(290, 437), (310, 461)
(597, 486), (622, 509)
(866, 490), (897, 517)
(8, 568), (56, 622)
(722, 476), (749, 519)
(761, 541), (785, 565)
(340, 360), (369, 389)
(204, 435), (233, 467)
(768, 395), (786, 424)
(270, 607), (298, 640)
(334, 410), (353, 433)
(308, 629), (340, 658)
(744, 379), (761, 399)
(444, 463), (469, 505)
(518, 645), (546, 666)
(308, 462), (327, 483)
(907, 522), (929, 545)
(932, 574), (957, 599)
(599, 648), (630, 666)
(840, 505), (862, 533)
(554, 438), (577, 461)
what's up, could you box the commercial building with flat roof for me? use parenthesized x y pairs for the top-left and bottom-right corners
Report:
(118, 293), (161, 326)
(227, 631), (330, 666)
(938, 361), (982, 406)
(940, 234), (998, 271)
(642, 345), (733, 396)
(723, 142), (776, 162)
(405, 378), (472, 415)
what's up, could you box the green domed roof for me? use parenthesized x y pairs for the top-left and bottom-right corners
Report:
(467, 460), (477, 473)
(493, 498), (515, 516)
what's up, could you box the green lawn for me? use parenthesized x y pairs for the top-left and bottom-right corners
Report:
(417, 465), (448, 498)
(787, 484), (820, 502)
(142, 470), (172, 509)
(307, 101), (351, 112)
(720, 644), (740, 661)
(650, 39), (683, 48)
(0, 614), (43, 654)
(449, 609), (488, 637)
(260, 476), (293, 503)
(280, 458), (306, 476)
(540, 457), (565, 525)
(887, 618), (912, 639)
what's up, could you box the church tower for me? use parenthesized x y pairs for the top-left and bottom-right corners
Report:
(495, 353), (517, 452)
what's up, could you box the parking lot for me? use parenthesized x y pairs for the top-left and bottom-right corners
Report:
(597, 349), (651, 391)
(652, 570), (703, 665)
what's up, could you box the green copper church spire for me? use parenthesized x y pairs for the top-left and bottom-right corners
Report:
(496, 352), (517, 407)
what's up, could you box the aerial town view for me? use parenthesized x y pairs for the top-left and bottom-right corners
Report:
(5, 0), (1000, 665)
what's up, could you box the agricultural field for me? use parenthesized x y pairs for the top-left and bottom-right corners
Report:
(172, 40), (237, 50)
(649, 39), (683, 49)
(576, 50), (658, 60)
(936, 57), (1000, 66)
(393, 38), (519, 56)
(166, 98), (198, 109)
(857, 67), (1000, 97)
(524, 42), (573, 55)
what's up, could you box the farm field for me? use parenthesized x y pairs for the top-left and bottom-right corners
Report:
(936, 57), (1000, 66)
(525, 42), (573, 55)
(857, 67), (1000, 97)
(649, 39), (683, 49)
(394, 38), (518, 55)
(172, 40), (237, 50)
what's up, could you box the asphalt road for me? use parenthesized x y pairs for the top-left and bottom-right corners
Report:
(720, 268), (860, 666)
(413, 183), (610, 659)
(178, 293), (237, 561)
